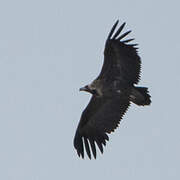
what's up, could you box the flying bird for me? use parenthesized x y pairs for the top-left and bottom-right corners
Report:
(73, 20), (151, 159)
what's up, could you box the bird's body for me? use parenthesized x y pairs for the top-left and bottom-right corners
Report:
(74, 20), (151, 159)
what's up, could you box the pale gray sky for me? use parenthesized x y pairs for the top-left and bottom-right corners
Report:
(0, 0), (180, 179)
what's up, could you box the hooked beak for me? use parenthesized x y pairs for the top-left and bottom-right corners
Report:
(79, 86), (88, 91)
(79, 85), (97, 95)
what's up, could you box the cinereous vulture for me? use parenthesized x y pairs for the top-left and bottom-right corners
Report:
(73, 20), (151, 159)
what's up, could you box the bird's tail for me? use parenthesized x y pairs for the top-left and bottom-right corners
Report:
(130, 86), (151, 106)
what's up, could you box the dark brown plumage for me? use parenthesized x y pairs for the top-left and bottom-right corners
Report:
(74, 20), (151, 159)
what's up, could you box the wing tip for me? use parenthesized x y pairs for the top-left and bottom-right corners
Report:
(107, 20), (134, 42)
(74, 131), (84, 159)
(74, 132), (109, 159)
(112, 22), (126, 40)
(107, 20), (119, 40)
(117, 30), (132, 41)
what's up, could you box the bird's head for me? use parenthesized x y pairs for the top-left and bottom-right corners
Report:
(79, 85), (98, 95)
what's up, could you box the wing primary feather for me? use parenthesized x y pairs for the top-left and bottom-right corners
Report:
(74, 132), (84, 158)
(103, 133), (109, 141)
(112, 22), (126, 39)
(89, 138), (97, 159)
(101, 137), (106, 146)
(129, 43), (138, 47)
(102, 139), (106, 146)
(117, 30), (131, 41)
(107, 20), (119, 40)
(95, 137), (104, 154)
(78, 138), (84, 158)
(122, 38), (134, 43)
(84, 137), (91, 159)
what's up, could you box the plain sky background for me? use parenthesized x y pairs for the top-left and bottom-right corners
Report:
(0, 0), (179, 179)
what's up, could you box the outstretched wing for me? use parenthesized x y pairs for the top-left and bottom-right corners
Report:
(98, 20), (141, 84)
(73, 94), (130, 159)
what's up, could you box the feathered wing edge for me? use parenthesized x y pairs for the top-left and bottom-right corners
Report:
(107, 20), (138, 47)
(73, 96), (130, 159)
(100, 20), (141, 84)
(74, 130), (109, 159)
